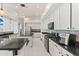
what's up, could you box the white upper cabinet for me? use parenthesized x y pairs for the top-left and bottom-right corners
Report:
(41, 4), (61, 30)
(59, 3), (70, 30)
(72, 3), (79, 30)
(53, 7), (60, 30)
(41, 3), (72, 30)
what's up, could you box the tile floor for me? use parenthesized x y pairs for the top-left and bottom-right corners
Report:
(18, 38), (50, 56)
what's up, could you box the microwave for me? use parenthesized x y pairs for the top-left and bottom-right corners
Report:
(48, 22), (54, 30)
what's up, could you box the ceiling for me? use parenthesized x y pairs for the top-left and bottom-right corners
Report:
(0, 3), (48, 20)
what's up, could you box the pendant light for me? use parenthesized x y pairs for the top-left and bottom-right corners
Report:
(0, 3), (5, 16)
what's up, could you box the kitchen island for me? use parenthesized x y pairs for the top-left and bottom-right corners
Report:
(0, 32), (28, 56)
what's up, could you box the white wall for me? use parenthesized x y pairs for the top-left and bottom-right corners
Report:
(26, 19), (41, 29)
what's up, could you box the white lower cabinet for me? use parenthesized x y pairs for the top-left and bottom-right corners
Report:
(0, 51), (12, 56)
(54, 44), (62, 56)
(60, 47), (73, 56)
(18, 44), (26, 56)
(49, 39), (74, 56)
(49, 40), (54, 56)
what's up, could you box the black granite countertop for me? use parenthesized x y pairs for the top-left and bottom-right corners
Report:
(50, 38), (79, 56)
(42, 29), (79, 34)
(0, 32), (13, 36)
(0, 38), (27, 50)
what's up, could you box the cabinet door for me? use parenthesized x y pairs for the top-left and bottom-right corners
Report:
(53, 44), (62, 56)
(59, 3), (70, 30)
(53, 45), (60, 56)
(61, 47), (74, 56)
(49, 39), (54, 56)
(72, 3), (79, 30)
(49, 44), (54, 56)
(53, 7), (60, 30)
(0, 51), (12, 56)
(18, 44), (26, 56)
(49, 39), (62, 56)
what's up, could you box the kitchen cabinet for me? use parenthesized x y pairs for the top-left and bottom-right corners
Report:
(0, 51), (12, 56)
(18, 43), (26, 56)
(53, 3), (70, 30)
(54, 44), (62, 56)
(49, 39), (54, 56)
(49, 39), (62, 56)
(60, 46), (73, 56)
(54, 3), (79, 30)
(49, 39), (74, 56)
(53, 7), (60, 30)
(72, 3), (79, 30)
(42, 3), (79, 30)
(59, 3), (70, 30)
(61, 48), (73, 56)
(51, 39), (62, 56)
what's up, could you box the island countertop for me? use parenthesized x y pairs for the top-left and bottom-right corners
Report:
(0, 32), (14, 36)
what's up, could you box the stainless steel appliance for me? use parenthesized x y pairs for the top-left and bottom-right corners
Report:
(19, 23), (32, 36)
(59, 34), (76, 46)
(25, 25), (32, 36)
(68, 34), (76, 47)
(59, 34), (69, 45)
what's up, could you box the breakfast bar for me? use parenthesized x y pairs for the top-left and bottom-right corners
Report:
(0, 32), (28, 56)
